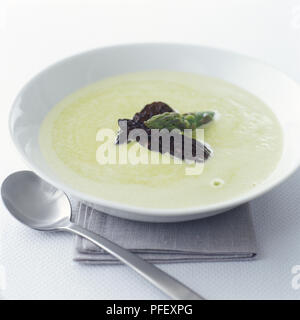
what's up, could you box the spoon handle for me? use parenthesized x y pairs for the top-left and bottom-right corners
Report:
(65, 223), (204, 300)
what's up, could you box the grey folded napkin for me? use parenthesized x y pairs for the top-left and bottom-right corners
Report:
(72, 200), (257, 264)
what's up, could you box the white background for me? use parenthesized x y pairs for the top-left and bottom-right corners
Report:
(1, 0), (300, 299)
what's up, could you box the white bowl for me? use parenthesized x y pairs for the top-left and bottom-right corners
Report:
(9, 43), (300, 222)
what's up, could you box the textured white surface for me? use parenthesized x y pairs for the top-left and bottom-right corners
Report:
(1, 0), (300, 299)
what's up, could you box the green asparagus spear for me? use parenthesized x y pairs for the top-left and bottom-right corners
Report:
(144, 111), (215, 131)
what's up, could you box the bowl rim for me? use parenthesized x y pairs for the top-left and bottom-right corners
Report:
(9, 42), (300, 219)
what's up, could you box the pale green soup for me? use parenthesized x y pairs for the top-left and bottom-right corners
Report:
(39, 71), (283, 209)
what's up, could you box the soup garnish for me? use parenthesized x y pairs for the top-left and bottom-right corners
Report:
(116, 101), (214, 162)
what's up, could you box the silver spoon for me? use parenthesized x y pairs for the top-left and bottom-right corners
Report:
(1, 170), (203, 300)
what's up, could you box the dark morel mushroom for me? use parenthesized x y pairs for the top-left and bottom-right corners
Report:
(133, 101), (174, 123)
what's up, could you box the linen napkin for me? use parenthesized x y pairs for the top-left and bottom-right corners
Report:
(72, 200), (257, 264)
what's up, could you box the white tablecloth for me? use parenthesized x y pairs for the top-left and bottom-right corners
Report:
(1, 0), (300, 299)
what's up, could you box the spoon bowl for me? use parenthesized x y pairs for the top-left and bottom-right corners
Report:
(1, 171), (71, 230)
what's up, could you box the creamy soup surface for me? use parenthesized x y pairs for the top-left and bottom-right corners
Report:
(39, 71), (283, 209)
